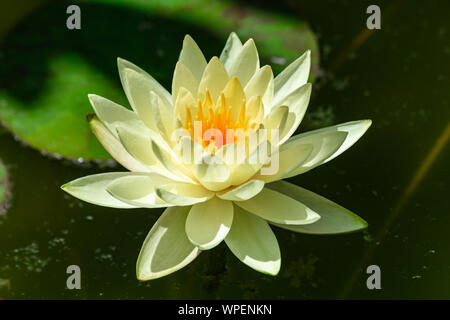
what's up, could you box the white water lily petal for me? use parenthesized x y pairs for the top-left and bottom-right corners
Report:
(245, 65), (274, 114)
(255, 129), (348, 182)
(219, 32), (243, 71)
(225, 205), (280, 275)
(273, 50), (310, 106)
(179, 35), (207, 81)
(172, 61), (199, 103)
(116, 125), (157, 166)
(137, 206), (200, 280)
(215, 140), (267, 187)
(217, 180), (265, 201)
(151, 140), (195, 183)
(175, 87), (197, 128)
(88, 115), (148, 172)
(61, 172), (140, 208)
(283, 131), (347, 178)
(106, 174), (172, 208)
(186, 197), (233, 249)
(268, 181), (368, 234)
(235, 187), (320, 225)
(262, 106), (289, 134)
(193, 154), (231, 191)
(117, 57), (172, 109)
(276, 120), (372, 180)
(245, 95), (264, 127)
(124, 68), (173, 129)
(155, 182), (214, 206)
(322, 120), (372, 163)
(228, 39), (260, 87)
(277, 83), (312, 144)
(254, 142), (313, 183)
(88, 94), (143, 138)
(221, 77), (246, 120)
(198, 56), (229, 102)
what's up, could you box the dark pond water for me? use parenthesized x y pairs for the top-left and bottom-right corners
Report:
(0, 0), (449, 299)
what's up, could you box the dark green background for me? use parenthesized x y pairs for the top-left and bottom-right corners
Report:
(0, 0), (449, 299)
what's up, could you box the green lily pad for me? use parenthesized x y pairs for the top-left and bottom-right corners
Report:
(0, 0), (319, 161)
(0, 159), (10, 215)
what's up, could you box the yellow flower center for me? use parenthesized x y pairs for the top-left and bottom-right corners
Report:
(183, 89), (253, 149)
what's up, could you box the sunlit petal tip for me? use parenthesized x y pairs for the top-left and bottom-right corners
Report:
(225, 205), (281, 275)
(268, 181), (368, 234)
(136, 206), (200, 281)
(186, 197), (233, 250)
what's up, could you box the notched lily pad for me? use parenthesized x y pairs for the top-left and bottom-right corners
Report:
(0, 0), (319, 161)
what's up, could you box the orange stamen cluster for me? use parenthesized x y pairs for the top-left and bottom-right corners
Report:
(184, 90), (251, 148)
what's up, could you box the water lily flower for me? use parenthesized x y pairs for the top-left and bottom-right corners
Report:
(61, 32), (371, 280)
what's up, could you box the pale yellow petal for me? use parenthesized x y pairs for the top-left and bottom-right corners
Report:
(219, 32), (243, 71)
(277, 83), (312, 144)
(217, 179), (264, 201)
(198, 56), (229, 102)
(273, 50), (310, 106)
(155, 182), (214, 206)
(186, 197), (233, 249)
(228, 39), (260, 87)
(225, 205), (280, 275)
(61, 173), (139, 209)
(172, 61), (199, 104)
(137, 206), (200, 280)
(244, 65), (274, 114)
(106, 174), (173, 208)
(117, 57), (172, 109)
(235, 187), (320, 225)
(179, 35), (207, 81)
(88, 115), (148, 172)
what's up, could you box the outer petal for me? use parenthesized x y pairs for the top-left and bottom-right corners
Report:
(244, 65), (274, 115)
(137, 206), (200, 281)
(179, 35), (207, 81)
(268, 181), (368, 234)
(151, 140), (196, 183)
(219, 32), (243, 71)
(225, 205), (280, 275)
(280, 120), (372, 179)
(235, 187), (320, 225)
(277, 83), (312, 144)
(155, 182), (214, 206)
(61, 172), (140, 208)
(116, 125), (158, 167)
(124, 68), (173, 130)
(88, 115), (148, 172)
(88, 94), (144, 138)
(321, 120), (372, 163)
(273, 50), (310, 106)
(262, 106), (289, 135)
(255, 130), (347, 183)
(185, 197), (233, 250)
(217, 179), (265, 201)
(228, 39), (260, 87)
(106, 174), (173, 208)
(172, 61), (199, 103)
(117, 58), (172, 109)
